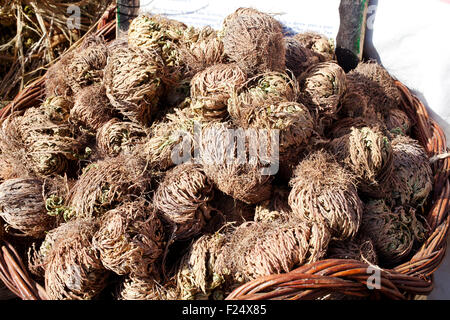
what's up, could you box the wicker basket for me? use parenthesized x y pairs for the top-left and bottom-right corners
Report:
(0, 9), (448, 300)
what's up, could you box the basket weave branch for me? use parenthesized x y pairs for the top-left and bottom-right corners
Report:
(0, 8), (449, 300)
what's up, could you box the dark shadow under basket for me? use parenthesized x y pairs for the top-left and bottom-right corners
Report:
(0, 10), (448, 299)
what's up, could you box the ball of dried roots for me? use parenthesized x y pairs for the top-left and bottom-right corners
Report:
(104, 45), (166, 125)
(386, 108), (411, 136)
(0, 178), (55, 238)
(288, 150), (363, 240)
(327, 235), (378, 265)
(44, 51), (75, 99)
(92, 200), (165, 276)
(43, 218), (109, 300)
(297, 61), (347, 129)
(361, 200), (426, 266)
(70, 84), (116, 131)
(293, 32), (335, 62)
(119, 274), (178, 300)
(1, 108), (82, 177)
(190, 63), (247, 120)
(221, 7), (265, 33)
(217, 219), (331, 282)
(222, 10), (285, 76)
(254, 186), (291, 223)
(228, 71), (299, 122)
(178, 31), (225, 77)
(134, 107), (206, 171)
(284, 37), (320, 78)
(327, 116), (377, 139)
(328, 126), (393, 197)
(128, 14), (187, 74)
(153, 163), (214, 240)
(129, 14), (187, 47)
(96, 119), (147, 157)
(176, 233), (227, 300)
(343, 61), (401, 118)
(199, 122), (274, 204)
(355, 61), (401, 107)
(68, 155), (151, 220)
(65, 35), (109, 95)
(235, 101), (315, 153)
(40, 96), (72, 124)
(389, 135), (433, 208)
(340, 79), (372, 121)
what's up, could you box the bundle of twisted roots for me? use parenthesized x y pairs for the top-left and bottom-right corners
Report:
(0, 7), (434, 300)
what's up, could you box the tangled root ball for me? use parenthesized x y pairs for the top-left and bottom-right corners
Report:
(190, 63), (247, 120)
(65, 35), (109, 95)
(199, 122), (274, 204)
(221, 7), (264, 32)
(44, 52), (75, 99)
(153, 163), (214, 240)
(176, 233), (227, 300)
(328, 126), (394, 197)
(298, 61), (347, 129)
(218, 220), (331, 282)
(284, 37), (320, 78)
(0, 178), (55, 238)
(344, 61), (401, 118)
(1, 108), (82, 177)
(70, 84), (116, 131)
(43, 218), (109, 300)
(68, 155), (151, 219)
(104, 45), (166, 125)
(327, 117), (377, 139)
(178, 33), (225, 77)
(293, 31), (335, 62)
(354, 61), (401, 107)
(327, 235), (378, 265)
(236, 101), (315, 153)
(134, 107), (206, 171)
(119, 274), (178, 300)
(228, 71), (299, 122)
(361, 200), (426, 265)
(288, 150), (363, 240)
(40, 96), (72, 124)
(92, 200), (165, 276)
(386, 108), (411, 136)
(128, 14), (187, 48)
(96, 119), (147, 157)
(222, 10), (285, 76)
(389, 135), (433, 208)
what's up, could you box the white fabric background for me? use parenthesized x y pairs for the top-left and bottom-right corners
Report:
(364, 0), (450, 300)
